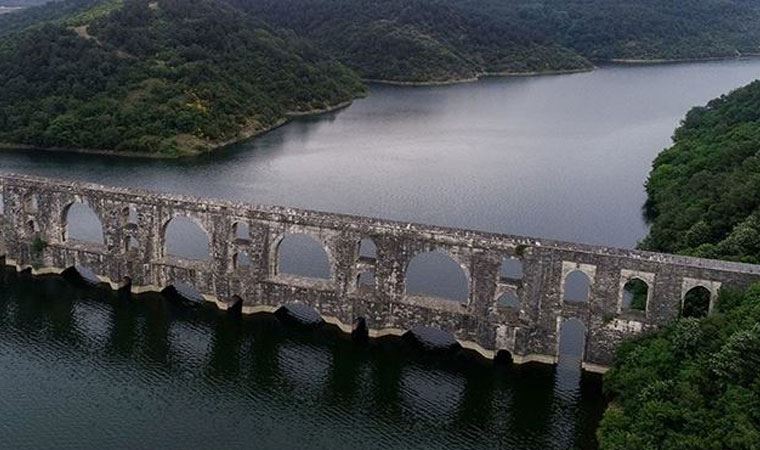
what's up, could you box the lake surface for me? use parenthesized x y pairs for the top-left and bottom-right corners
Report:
(2, 60), (760, 449)
(3, 60), (760, 247)
(0, 269), (605, 449)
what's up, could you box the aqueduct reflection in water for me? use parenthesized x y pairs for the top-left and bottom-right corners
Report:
(0, 268), (605, 449)
(2, 174), (760, 371)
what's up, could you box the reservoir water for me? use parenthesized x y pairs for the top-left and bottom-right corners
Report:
(2, 60), (760, 448)
(0, 270), (605, 449)
(3, 60), (760, 247)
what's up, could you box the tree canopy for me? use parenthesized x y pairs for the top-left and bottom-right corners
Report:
(0, 0), (364, 156)
(234, 0), (760, 82)
(598, 284), (760, 449)
(641, 80), (760, 263)
(232, 0), (592, 83)
(2, 0), (760, 155)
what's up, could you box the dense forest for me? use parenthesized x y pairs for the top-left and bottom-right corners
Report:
(234, 0), (592, 83)
(456, 0), (760, 61)
(0, 0), (363, 156)
(2, 0), (760, 154)
(640, 80), (760, 263)
(236, 0), (760, 82)
(598, 284), (760, 449)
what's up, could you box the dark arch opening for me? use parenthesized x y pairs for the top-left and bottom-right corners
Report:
(277, 233), (331, 279)
(496, 291), (520, 309)
(683, 286), (711, 318)
(623, 278), (648, 312)
(359, 238), (377, 259)
(233, 222), (250, 240)
(234, 251), (252, 269)
(352, 317), (369, 341)
(226, 295), (243, 315)
(563, 270), (591, 303)
(500, 257), (524, 281)
(62, 265), (102, 287)
(405, 251), (469, 302)
(276, 303), (324, 326)
(64, 202), (104, 244)
(164, 216), (209, 261)
(495, 349), (513, 366)
(163, 281), (204, 304)
(407, 325), (461, 351)
(118, 276), (132, 294)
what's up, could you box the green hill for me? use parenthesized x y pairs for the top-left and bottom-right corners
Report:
(0, 0), (364, 156)
(640, 80), (760, 263)
(3, 0), (760, 156)
(456, 0), (760, 61)
(234, 0), (760, 83)
(234, 0), (593, 83)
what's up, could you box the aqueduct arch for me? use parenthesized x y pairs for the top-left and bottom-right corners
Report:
(270, 230), (335, 281)
(61, 200), (105, 245)
(2, 174), (760, 371)
(404, 249), (471, 303)
(162, 214), (211, 261)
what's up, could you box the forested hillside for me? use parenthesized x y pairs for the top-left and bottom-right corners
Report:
(235, 0), (760, 83)
(234, 0), (592, 83)
(457, 0), (760, 61)
(2, 0), (760, 155)
(0, 0), (363, 156)
(598, 284), (760, 449)
(640, 80), (760, 263)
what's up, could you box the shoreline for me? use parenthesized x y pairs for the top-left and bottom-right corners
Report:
(366, 53), (760, 87)
(3, 53), (758, 159)
(0, 99), (356, 160)
(605, 53), (760, 65)
(364, 67), (594, 87)
(0, 6), (23, 15)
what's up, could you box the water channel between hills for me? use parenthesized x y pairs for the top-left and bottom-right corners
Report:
(2, 60), (760, 449)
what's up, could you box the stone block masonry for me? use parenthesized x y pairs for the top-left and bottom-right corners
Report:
(2, 174), (759, 372)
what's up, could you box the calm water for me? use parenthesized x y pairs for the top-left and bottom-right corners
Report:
(2, 61), (760, 448)
(0, 270), (604, 449)
(3, 60), (760, 247)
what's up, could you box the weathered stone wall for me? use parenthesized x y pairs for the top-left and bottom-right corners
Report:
(2, 173), (760, 372)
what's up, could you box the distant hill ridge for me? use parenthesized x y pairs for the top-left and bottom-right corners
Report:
(234, 0), (760, 82)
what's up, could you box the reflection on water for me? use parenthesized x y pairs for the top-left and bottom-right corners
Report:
(2, 61), (760, 249)
(0, 269), (605, 449)
(2, 61), (745, 448)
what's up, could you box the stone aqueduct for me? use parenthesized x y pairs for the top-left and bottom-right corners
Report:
(2, 174), (760, 372)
